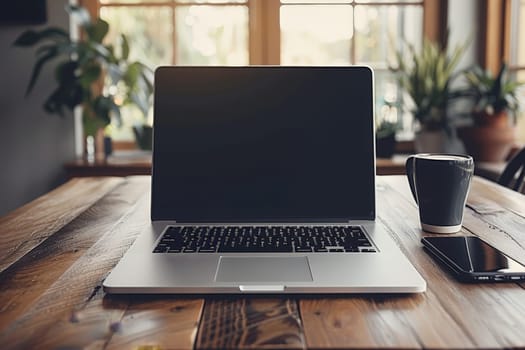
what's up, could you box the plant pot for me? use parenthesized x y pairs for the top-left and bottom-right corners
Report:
(376, 134), (396, 158)
(475, 110), (512, 128)
(414, 129), (465, 154)
(459, 111), (516, 162)
(104, 136), (113, 157)
(459, 125), (516, 162)
(133, 125), (153, 150)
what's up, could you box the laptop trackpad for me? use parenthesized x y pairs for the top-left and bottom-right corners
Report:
(215, 256), (313, 282)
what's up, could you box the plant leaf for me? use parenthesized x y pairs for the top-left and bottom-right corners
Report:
(79, 63), (102, 88)
(109, 99), (122, 127)
(83, 105), (107, 136)
(120, 34), (130, 60)
(129, 90), (149, 116)
(44, 79), (84, 115)
(123, 62), (142, 87)
(86, 18), (109, 43)
(25, 47), (59, 95)
(140, 67), (154, 94)
(43, 87), (64, 116)
(35, 43), (58, 57)
(13, 30), (40, 46)
(13, 27), (69, 48)
(88, 41), (112, 59)
(55, 60), (78, 83)
(93, 95), (113, 125)
(107, 63), (124, 84)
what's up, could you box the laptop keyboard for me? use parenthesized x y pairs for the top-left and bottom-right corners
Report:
(153, 226), (376, 253)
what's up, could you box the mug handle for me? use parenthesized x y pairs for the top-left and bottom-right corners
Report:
(405, 155), (418, 205)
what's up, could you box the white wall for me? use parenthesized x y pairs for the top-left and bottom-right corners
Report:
(0, 0), (75, 216)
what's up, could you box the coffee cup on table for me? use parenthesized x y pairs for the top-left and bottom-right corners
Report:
(405, 154), (474, 234)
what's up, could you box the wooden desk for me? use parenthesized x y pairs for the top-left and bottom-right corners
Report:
(1, 176), (525, 349)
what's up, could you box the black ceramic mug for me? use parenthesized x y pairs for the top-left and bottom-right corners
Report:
(406, 154), (474, 233)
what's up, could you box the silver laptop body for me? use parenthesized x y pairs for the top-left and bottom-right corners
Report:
(104, 66), (426, 294)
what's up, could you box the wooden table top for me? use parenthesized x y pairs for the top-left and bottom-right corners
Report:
(1, 175), (525, 349)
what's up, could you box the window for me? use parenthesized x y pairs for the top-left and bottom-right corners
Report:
(99, 0), (249, 67)
(509, 0), (525, 142)
(95, 0), (251, 140)
(280, 1), (424, 139)
(482, 0), (525, 143)
(87, 0), (438, 143)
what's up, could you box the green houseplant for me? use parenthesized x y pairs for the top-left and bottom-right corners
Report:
(13, 5), (153, 159)
(376, 120), (399, 158)
(459, 63), (523, 161)
(391, 38), (467, 153)
(465, 63), (522, 126)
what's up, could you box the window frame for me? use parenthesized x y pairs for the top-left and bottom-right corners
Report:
(480, 0), (509, 75)
(84, 0), (446, 66)
(480, 0), (524, 71)
(481, 0), (525, 144)
(81, 0), (447, 149)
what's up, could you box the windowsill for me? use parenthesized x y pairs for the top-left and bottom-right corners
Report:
(64, 150), (152, 178)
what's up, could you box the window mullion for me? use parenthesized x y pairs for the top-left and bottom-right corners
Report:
(261, 0), (280, 65)
(423, 0), (448, 47)
(351, 2), (356, 64)
(249, 0), (264, 64)
(172, 2), (177, 65)
(82, 1), (100, 20)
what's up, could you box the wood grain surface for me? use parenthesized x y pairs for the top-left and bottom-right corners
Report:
(196, 298), (304, 349)
(0, 176), (146, 332)
(300, 177), (525, 349)
(0, 175), (524, 350)
(0, 177), (124, 274)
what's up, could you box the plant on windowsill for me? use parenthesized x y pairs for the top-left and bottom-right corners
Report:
(376, 120), (399, 159)
(13, 5), (153, 160)
(391, 37), (468, 153)
(459, 63), (524, 161)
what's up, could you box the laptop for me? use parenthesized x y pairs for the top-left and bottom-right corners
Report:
(103, 66), (426, 294)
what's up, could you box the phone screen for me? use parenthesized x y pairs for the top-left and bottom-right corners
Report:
(423, 236), (525, 274)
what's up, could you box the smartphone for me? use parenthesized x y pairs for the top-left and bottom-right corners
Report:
(421, 236), (525, 282)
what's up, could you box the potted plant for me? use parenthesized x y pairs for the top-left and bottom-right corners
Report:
(133, 124), (153, 151)
(376, 120), (399, 158)
(391, 38), (467, 153)
(13, 5), (153, 160)
(459, 63), (523, 161)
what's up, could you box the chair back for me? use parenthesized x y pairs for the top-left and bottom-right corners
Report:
(498, 147), (525, 192)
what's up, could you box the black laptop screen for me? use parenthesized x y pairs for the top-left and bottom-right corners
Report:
(152, 66), (375, 222)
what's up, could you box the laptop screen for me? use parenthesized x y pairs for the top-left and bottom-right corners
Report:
(152, 66), (375, 222)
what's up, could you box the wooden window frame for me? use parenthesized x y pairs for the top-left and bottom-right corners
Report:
(81, 0), (447, 150)
(86, 0), (446, 66)
(479, 0), (511, 74)
(423, 0), (448, 47)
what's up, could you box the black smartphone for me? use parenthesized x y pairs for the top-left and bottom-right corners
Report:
(421, 236), (525, 282)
